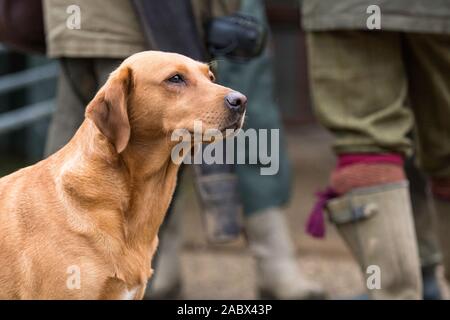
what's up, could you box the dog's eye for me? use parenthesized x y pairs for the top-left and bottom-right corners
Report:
(167, 74), (185, 84)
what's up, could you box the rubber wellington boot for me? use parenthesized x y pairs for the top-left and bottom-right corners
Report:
(432, 197), (450, 292)
(245, 208), (326, 299)
(193, 163), (244, 243)
(326, 181), (422, 299)
(409, 175), (442, 299)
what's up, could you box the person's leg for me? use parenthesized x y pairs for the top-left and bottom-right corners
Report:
(406, 158), (442, 300)
(215, 0), (324, 299)
(44, 59), (93, 156)
(404, 33), (450, 295)
(307, 30), (421, 299)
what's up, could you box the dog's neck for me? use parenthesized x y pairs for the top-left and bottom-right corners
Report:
(120, 134), (181, 244)
(55, 120), (181, 252)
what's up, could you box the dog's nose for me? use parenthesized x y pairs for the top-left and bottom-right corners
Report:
(225, 91), (247, 114)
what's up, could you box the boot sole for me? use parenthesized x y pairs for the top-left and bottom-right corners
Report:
(258, 289), (327, 300)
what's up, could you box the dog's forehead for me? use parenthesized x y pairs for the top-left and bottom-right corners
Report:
(125, 51), (204, 72)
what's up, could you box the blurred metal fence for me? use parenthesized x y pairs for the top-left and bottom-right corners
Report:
(0, 62), (58, 135)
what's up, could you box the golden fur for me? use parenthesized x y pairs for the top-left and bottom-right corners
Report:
(0, 51), (245, 299)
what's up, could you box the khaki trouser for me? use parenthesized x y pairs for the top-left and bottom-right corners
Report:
(307, 31), (450, 179)
(307, 31), (450, 268)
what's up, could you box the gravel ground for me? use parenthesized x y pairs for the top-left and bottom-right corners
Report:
(172, 124), (367, 299)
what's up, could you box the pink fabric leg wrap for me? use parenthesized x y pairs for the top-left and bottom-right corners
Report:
(306, 153), (405, 238)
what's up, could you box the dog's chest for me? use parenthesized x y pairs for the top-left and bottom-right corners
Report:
(121, 286), (139, 300)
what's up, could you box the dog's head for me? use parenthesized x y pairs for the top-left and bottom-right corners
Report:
(85, 51), (246, 153)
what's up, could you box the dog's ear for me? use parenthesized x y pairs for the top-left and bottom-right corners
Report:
(86, 66), (132, 153)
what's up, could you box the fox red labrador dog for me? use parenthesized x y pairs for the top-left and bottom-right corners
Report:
(0, 51), (246, 299)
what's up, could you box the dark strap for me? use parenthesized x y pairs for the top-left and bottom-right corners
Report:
(131, 0), (207, 60)
(60, 58), (98, 107)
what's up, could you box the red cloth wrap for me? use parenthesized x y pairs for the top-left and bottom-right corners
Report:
(306, 153), (405, 238)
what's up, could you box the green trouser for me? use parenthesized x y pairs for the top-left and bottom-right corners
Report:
(217, 0), (292, 216)
(307, 31), (450, 267)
